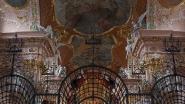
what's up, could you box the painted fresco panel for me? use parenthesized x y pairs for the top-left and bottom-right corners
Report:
(55, 0), (131, 34)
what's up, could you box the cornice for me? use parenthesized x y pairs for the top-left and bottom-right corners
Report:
(0, 31), (55, 57)
(132, 29), (185, 57)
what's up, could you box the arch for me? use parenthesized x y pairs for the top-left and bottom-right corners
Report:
(58, 64), (128, 104)
(151, 74), (185, 104)
(0, 74), (36, 104)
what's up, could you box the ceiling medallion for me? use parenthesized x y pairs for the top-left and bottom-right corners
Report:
(54, 0), (131, 35)
(5, 0), (28, 9)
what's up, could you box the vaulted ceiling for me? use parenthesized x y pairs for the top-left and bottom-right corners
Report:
(39, 0), (147, 72)
(2, 0), (184, 72)
(39, 0), (147, 38)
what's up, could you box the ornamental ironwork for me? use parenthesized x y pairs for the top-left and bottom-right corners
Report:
(0, 75), (36, 104)
(58, 64), (129, 104)
(151, 34), (185, 104)
(0, 34), (36, 104)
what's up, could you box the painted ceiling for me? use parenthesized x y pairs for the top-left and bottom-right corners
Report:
(40, 0), (147, 40)
(55, 0), (131, 34)
(39, 0), (147, 72)
(3, 0), (184, 74)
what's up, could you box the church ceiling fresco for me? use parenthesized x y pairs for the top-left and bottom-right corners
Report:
(40, 0), (147, 44)
(39, 0), (147, 71)
(55, 0), (131, 35)
(39, 0), (147, 43)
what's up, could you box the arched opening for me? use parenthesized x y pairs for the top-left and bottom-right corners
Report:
(152, 74), (185, 104)
(58, 64), (128, 104)
(0, 75), (36, 104)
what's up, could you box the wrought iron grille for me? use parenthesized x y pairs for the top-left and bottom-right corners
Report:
(151, 34), (185, 104)
(151, 74), (185, 104)
(58, 64), (129, 104)
(0, 74), (36, 104)
(0, 35), (36, 104)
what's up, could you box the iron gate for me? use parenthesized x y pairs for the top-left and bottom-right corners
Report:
(151, 74), (185, 104)
(0, 74), (36, 104)
(0, 69), (185, 104)
(58, 64), (129, 104)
